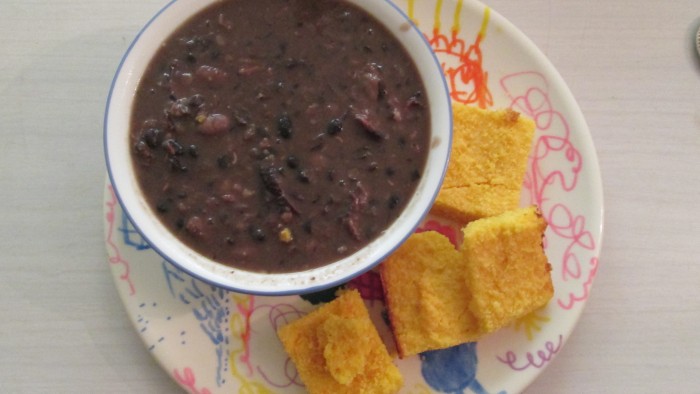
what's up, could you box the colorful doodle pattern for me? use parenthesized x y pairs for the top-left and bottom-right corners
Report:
(104, 0), (600, 393)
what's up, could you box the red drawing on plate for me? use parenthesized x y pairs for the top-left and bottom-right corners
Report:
(230, 295), (304, 389)
(426, 8), (493, 108)
(105, 185), (135, 295)
(496, 334), (563, 371)
(500, 71), (598, 311)
(173, 367), (212, 394)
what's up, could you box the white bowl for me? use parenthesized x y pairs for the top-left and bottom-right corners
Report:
(104, 0), (452, 295)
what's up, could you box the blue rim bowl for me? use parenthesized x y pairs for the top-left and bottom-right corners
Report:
(104, 0), (453, 295)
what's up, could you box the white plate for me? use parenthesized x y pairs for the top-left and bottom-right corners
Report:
(103, 0), (603, 392)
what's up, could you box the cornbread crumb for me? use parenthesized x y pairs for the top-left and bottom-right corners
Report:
(277, 289), (403, 394)
(432, 104), (535, 224)
(462, 206), (553, 333)
(380, 231), (480, 358)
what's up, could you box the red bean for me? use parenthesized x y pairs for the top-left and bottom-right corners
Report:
(199, 114), (230, 135)
(185, 216), (204, 236)
(195, 65), (227, 84)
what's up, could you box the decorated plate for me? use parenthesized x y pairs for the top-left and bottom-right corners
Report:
(103, 0), (603, 392)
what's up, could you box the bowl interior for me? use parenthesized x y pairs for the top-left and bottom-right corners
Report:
(105, 0), (452, 295)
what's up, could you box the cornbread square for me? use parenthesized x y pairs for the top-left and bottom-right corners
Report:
(277, 289), (403, 394)
(432, 104), (535, 224)
(462, 206), (553, 333)
(380, 231), (480, 358)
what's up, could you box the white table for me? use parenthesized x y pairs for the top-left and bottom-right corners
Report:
(2, 0), (699, 392)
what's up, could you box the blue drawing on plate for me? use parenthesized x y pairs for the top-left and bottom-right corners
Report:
(120, 212), (151, 251)
(420, 343), (504, 394)
(163, 261), (230, 387)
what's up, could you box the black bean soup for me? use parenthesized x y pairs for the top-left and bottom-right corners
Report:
(130, 0), (430, 273)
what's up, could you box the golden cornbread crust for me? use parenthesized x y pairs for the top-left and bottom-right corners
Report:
(277, 289), (403, 394)
(432, 104), (536, 224)
(380, 231), (480, 358)
(430, 184), (519, 224)
(380, 206), (553, 358)
(462, 206), (553, 333)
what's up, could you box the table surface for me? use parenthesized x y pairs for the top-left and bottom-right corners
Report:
(2, 0), (699, 392)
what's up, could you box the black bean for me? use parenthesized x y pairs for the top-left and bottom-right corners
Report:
(249, 226), (266, 242)
(142, 128), (162, 148)
(297, 169), (310, 183)
(277, 114), (292, 138)
(411, 169), (421, 182)
(156, 201), (169, 213)
(188, 145), (199, 158)
(259, 166), (284, 197)
(217, 154), (232, 169)
(388, 195), (400, 209)
(302, 220), (312, 234)
(286, 155), (299, 169)
(326, 118), (343, 135)
(169, 157), (188, 172)
(188, 94), (204, 108)
(186, 52), (197, 63)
